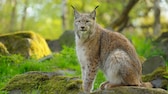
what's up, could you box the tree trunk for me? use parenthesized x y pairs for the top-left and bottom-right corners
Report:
(61, 0), (67, 31)
(9, 0), (17, 32)
(20, 0), (28, 31)
(153, 0), (161, 35)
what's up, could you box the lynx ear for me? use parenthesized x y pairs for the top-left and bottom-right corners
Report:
(90, 5), (99, 20)
(71, 5), (80, 19)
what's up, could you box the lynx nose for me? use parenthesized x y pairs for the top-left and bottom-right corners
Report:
(81, 26), (85, 30)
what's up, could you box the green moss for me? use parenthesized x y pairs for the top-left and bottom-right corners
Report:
(142, 67), (168, 89)
(2, 72), (49, 92)
(41, 76), (82, 94)
(142, 67), (168, 82)
(0, 31), (51, 59)
(66, 80), (81, 90)
(161, 79), (168, 89)
(2, 71), (82, 94)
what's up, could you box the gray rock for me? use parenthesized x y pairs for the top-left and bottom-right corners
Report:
(91, 86), (168, 94)
(46, 30), (75, 52)
(142, 56), (165, 74)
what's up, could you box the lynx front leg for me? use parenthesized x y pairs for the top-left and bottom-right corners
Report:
(82, 63), (98, 93)
(81, 66), (86, 81)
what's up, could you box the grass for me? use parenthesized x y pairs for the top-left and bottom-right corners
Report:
(0, 46), (80, 93)
(0, 55), (52, 89)
(0, 33), (166, 93)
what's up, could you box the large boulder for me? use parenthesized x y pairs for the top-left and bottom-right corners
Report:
(2, 71), (168, 94)
(0, 31), (51, 58)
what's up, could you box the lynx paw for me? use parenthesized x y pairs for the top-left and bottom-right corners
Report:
(104, 83), (117, 89)
(99, 81), (109, 90)
(100, 82), (122, 90)
(141, 82), (153, 88)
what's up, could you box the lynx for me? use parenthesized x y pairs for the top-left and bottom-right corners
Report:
(72, 6), (152, 93)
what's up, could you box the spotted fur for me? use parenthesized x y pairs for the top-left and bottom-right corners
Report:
(72, 6), (150, 93)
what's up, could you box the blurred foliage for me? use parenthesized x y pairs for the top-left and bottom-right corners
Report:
(0, 0), (63, 39)
(0, 0), (168, 39)
(124, 31), (164, 58)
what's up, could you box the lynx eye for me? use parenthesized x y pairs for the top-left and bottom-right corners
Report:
(86, 20), (90, 23)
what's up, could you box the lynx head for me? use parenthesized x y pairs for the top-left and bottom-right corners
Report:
(72, 6), (99, 39)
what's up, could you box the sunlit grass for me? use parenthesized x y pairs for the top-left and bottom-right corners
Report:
(94, 70), (106, 90)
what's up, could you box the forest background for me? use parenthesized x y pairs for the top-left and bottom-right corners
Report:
(1, 0), (168, 93)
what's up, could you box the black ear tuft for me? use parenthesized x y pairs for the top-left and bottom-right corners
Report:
(90, 5), (99, 20)
(94, 5), (99, 10)
(71, 5), (80, 19)
(71, 5), (75, 10)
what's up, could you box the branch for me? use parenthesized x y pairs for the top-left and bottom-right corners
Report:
(111, 0), (139, 32)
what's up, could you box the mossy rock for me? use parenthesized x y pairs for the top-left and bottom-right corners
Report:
(2, 71), (82, 94)
(0, 42), (9, 55)
(0, 31), (51, 59)
(91, 86), (168, 94)
(2, 70), (168, 94)
(142, 67), (168, 89)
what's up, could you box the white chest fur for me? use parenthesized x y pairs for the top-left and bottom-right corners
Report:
(76, 37), (89, 66)
(76, 44), (88, 66)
